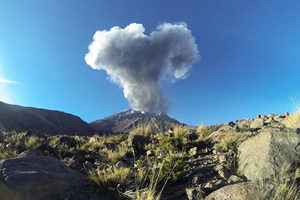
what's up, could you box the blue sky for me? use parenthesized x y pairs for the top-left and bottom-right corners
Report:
(0, 0), (300, 125)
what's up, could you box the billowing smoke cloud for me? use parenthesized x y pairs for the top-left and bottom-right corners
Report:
(85, 23), (199, 113)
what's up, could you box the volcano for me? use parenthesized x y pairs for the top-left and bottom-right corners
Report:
(90, 110), (185, 134)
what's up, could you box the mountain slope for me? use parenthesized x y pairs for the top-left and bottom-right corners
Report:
(90, 110), (185, 133)
(0, 101), (93, 135)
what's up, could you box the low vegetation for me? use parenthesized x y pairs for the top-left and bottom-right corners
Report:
(0, 116), (299, 200)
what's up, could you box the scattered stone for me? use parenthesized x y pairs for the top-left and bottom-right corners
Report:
(217, 125), (234, 132)
(228, 121), (235, 127)
(227, 175), (243, 184)
(257, 114), (262, 118)
(236, 120), (250, 130)
(250, 118), (264, 129)
(115, 160), (128, 168)
(203, 179), (226, 192)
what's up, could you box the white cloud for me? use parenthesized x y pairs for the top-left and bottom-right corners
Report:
(0, 77), (18, 84)
(0, 84), (13, 103)
(0, 74), (17, 103)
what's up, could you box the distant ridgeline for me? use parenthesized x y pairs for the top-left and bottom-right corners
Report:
(0, 102), (184, 135)
(0, 101), (92, 135)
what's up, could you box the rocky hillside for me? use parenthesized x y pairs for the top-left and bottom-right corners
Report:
(0, 101), (93, 135)
(90, 109), (184, 134)
(0, 113), (299, 200)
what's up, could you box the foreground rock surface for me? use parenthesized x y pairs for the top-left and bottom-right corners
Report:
(0, 151), (112, 200)
(238, 127), (300, 181)
(205, 182), (258, 200)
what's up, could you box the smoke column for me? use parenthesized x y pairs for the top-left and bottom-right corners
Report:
(85, 23), (199, 113)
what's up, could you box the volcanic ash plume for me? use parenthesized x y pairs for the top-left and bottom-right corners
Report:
(85, 23), (199, 113)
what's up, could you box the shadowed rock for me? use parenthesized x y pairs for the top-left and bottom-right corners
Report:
(0, 151), (113, 200)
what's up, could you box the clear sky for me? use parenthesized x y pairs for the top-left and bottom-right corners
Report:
(0, 0), (300, 125)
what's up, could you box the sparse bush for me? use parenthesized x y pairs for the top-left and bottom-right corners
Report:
(256, 164), (300, 200)
(89, 166), (131, 188)
(214, 132), (244, 152)
(104, 141), (129, 163)
(0, 147), (17, 160)
(172, 125), (189, 144)
(196, 125), (219, 140)
(3, 132), (27, 146)
(25, 136), (43, 149)
(144, 133), (188, 181)
(80, 136), (104, 152)
(125, 160), (172, 200)
(81, 134), (126, 152)
(130, 124), (155, 137)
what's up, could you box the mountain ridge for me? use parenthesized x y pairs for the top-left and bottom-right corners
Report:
(0, 102), (185, 135)
(0, 101), (93, 135)
(90, 109), (185, 133)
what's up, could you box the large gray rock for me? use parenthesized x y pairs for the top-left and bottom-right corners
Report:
(0, 152), (111, 200)
(205, 182), (258, 200)
(238, 128), (300, 181)
(249, 118), (264, 129)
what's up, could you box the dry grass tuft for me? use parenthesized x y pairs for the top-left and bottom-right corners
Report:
(256, 164), (300, 200)
(89, 166), (131, 188)
(284, 109), (300, 128)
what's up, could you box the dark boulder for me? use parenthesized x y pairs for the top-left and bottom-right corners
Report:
(0, 152), (113, 200)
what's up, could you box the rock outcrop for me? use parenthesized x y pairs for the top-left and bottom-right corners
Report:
(238, 127), (300, 181)
(0, 151), (110, 200)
